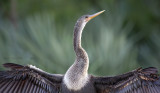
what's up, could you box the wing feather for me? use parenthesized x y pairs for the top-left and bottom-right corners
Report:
(0, 63), (63, 93)
(94, 67), (160, 93)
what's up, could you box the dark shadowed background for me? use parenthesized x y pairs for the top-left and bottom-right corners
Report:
(0, 0), (160, 76)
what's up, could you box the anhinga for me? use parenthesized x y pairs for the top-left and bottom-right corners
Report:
(0, 10), (160, 93)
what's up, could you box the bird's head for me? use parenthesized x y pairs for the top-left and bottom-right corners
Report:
(76, 10), (105, 26)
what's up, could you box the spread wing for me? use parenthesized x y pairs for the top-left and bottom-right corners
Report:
(0, 63), (63, 93)
(93, 67), (160, 93)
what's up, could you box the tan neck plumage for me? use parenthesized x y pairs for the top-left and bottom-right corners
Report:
(64, 20), (89, 90)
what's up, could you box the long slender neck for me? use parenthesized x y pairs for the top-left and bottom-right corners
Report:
(74, 21), (83, 52)
(73, 21), (89, 66)
(63, 20), (89, 91)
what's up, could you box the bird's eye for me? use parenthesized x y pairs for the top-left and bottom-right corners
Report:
(85, 16), (88, 18)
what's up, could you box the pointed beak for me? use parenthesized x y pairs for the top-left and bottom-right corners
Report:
(86, 10), (105, 21)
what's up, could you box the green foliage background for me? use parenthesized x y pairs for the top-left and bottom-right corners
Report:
(0, 0), (160, 76)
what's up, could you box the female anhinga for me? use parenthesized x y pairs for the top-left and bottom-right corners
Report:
(0, 10), (160, 93)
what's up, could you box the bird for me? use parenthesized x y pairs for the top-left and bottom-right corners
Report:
(0, 10), (160, 93)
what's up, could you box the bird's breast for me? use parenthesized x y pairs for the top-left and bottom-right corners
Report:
(63, 71), (89, 91)
(63, 57), (89, 91)
(62, 75), (96, 93)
